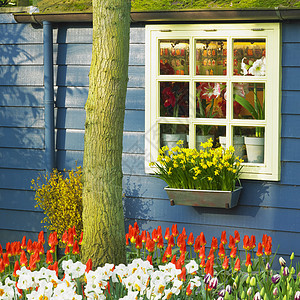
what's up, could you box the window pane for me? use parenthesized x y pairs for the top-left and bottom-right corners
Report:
(196, 82), (226, 118)
(233, 39), (266, 76)
(195, 125), (225, 150)
(234, 126), (265, 163)
(160, 124), (188, 149)
(160, 82), (189, 117)
(233, 82), (265, 120)
(196, 40), (227, 75)
(160, 40), (189, 75)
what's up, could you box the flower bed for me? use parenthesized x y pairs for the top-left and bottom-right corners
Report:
(0, 224), (299, 299)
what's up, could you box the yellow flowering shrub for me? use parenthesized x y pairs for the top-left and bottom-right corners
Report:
(31, 167), (83, 246)
(150, 139), (243, 191)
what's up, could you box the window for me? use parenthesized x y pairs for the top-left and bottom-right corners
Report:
(145, 24), (281, 181)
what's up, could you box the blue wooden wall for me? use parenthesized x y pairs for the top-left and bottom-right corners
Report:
(0, 14), (300, 263)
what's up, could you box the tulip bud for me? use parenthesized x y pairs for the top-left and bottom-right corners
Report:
(295, 291), (300, 300)
(225, 285), (232, 295)
(283, 295), (287, 300)
(216, 297), (224, 300)
(283, 266), (289, 277)
(264, 294), (269, 300)
(241, 291), (246, 299)
(247, 265), (252, 273)
(253, 292), (262, 300)
(209, 277), (218, 289)
(247, 287), (252, 296)
(279, 257), (286, 267)
(291, 267), (295, 275)
(224, 292), (230, 300)
(204, 273), (212, 284)
(233, 282), (237, 290)
(273, 287), (278, 296)
(271, 274), (281, 284)
(218, 289), (225, 297)
(260, 287), (265, 297)
(265, 262), (270, 271)
(290, 252), (295, 260)
(246, 276), (250, 285)
(250, 276), (256, 287)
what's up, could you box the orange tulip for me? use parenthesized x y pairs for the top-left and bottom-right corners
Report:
(230, 246), (237, 259)
(200, 232), (207, 246)
(245, 253), (252, 267)
(2, 253), (9, 267)
(234, 230), (240, 244)
(62, 230), (68, 244)
(6, 243), (11, 257)
(13, 260), (20, 277)
(152, 229), (158, 242)
(181, 227), (187, 240)
(264, 240), (272, 256)
(147, 255), (153, 265)
(0, 259), (4, 273)
(157, 236), (164, 249)
(256, 242), (263, 257)
(146, 238), (155, 253)
(79, 231), (83, 246)
(250, 235), (256, 250)
(186, 283), (192, 296)
(234, 258), (241, 271)
(21, 236), (26, 250)
(38, 231), (45, 244)
(180, 267), (186, 281)
(199, 245), (206, 260)
(187, 232), (194, 246)
(218, 243), (225, 259)
(72, 240), (80, 254)
(171, 255), (177, 265)
(194, 236), (201, 253)
(168, 235), (175, 247)
(172, 224), (179, 237)
(200, 256), (206, 268)
(85, 258), (93, 273)
(164, 228), (171, 240)
(243, 235), (250, 250)
(157, 226), (162, 238)
(165, 244), (172, 258)
(222, 256), (229, 270)
(64, 245), (70, 255)
(221, 231), (227, 245)
(20, 250), (28, 267)
(228, 235), (235, 249)
(46, 250), (53, 264)
(141, 230), (147, 243)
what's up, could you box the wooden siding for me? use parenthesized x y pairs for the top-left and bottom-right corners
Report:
(0, 14), (300, 263)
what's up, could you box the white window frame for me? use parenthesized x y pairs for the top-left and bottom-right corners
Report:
(145, 23), (281, 181)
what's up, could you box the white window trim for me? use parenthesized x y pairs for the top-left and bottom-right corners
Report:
(145, 23), (281, 181)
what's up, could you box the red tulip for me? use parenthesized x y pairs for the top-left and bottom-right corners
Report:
(234, 230), (240, 244)
(256, 242), (263, 257)
(228, 235), (235, 249)
(234, 258), (241, 271)
(245, 253), (252, 267)
(187, 232), (194, 246)
(164, 228), (171, 240)
(222, 256), (229, 270)
(85, 258), (93, 273)
(221, 231), (227, 245)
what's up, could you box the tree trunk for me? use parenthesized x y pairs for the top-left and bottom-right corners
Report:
(81, 0), (131, 267)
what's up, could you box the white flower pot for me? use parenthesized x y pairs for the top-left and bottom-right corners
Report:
(161, 133), (186, 149)
(219, 136), (245, 159)
(244, 136), (264, 163)
(188, 135), (213, 150)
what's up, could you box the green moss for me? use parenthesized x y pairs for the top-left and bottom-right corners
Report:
(35, 0), (300, 13)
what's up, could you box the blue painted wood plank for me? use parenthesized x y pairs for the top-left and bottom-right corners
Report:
(0, 148), (45, 169)
(0, 66), (43, 85)
(56, 108), (144, 131)
(123, 175), (300, 209)
(281, 115), (300, 138)
(0, 169), (43, 190)
(123, 154), (145, 175)
(56, 108), (85, 129)
(124, 219), (300, 261)
(282, 43), (300, 67)
(55, 65), (89, 87)
(0, 24), (42, 44)
(0, 107), (44, 128)
(125, 88), (145, 110)
(0, 230), (42, 248)
(0, 14), (17, 24)
(56, 150), (83, 171)
(282, 23), (300, 43)
(124, 110), (145, 132)
(123, 132), (145, 154)
(0, 44), (43, 65)
(56, 86), (88, 108)
(130, 27), (145, 44)
(55, 44), (92, 65)
(56, 26), (92, 44)
(0, 128), (44, 149)
(129, 44), (145, 66)
(57, 129), (84, 151)
(128, 66), (145, 88)
(282, 67), (300, 91)
(281, 161), (300, 185)
(0, 209), (44, 232)
(124, 196), (300, 234)
(281, 138), (300, 162)
(281, 91), (300, 114)
(0, 86), (44, 107)
(0, 189), (39, 211)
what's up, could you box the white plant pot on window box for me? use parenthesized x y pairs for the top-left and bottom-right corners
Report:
(244, 136), (264, 163)
(219, 136), (245, 159)
(161, 133), (186, 149)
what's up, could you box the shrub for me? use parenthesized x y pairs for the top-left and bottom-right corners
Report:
(31, 167), (83, 246)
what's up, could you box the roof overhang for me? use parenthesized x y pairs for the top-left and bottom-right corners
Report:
(13, 8), (300, 24)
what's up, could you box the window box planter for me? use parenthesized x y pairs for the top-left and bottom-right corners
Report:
(165, 186), (243, 209)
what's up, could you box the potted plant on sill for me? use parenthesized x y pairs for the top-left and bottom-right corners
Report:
(160, 81), (189, 149)
(233, 57), (266, 163)
(149, 139), (244, 208)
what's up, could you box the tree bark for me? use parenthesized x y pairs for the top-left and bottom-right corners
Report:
(81, 0), (131, 267)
